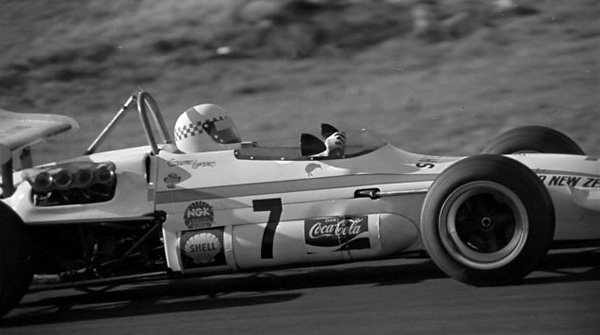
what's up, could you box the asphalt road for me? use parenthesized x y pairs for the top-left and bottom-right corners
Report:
(1, 248), (599, 335)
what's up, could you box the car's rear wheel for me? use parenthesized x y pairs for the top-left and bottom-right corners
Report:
(0, 202), (33, 317)
(482, 126), (585, 155)
(420, 155), (555, 286)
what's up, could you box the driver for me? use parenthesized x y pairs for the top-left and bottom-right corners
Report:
(174, 104), (242, 153)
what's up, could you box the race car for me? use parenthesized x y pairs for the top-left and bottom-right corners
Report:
(1, 91), (599, 317)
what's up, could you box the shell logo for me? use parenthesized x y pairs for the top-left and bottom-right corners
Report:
(183, 232), (222, 264)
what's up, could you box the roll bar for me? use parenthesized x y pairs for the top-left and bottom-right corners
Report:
(85, 91), (174, 155)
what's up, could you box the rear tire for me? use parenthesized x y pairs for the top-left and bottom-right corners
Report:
(482, 126), (585, 155)
(420, 155), (555, 286)
(0, 202), (33, 317)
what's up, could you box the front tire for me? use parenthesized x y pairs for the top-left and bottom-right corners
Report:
(420, 155), (555, 286)
(0, 202), (33, 317)
(482, 126), (585, 155)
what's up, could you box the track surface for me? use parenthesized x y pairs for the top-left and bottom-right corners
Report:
(1, 248), (599, 335)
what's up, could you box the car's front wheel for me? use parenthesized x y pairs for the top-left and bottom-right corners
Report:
(420, 155), (555, 286)
(0, 202), (33, 317)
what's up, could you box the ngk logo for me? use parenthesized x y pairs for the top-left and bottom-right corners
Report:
(184, 201), (214, 229)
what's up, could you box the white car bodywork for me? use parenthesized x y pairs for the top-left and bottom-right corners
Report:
(3, 130), (599, 276)
(1, 99), (599, 280)
(154, 143), (600, 274)
(4, 92), (600, 319)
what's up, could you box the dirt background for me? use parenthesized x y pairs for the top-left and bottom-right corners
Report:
(1, 0), (599, 164)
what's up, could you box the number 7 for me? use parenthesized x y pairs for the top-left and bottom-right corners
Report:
(253, 198), (282, 259)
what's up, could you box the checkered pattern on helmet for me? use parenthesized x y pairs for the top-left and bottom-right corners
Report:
(175, 121), (203, 141)
(206, 116), (227, 125)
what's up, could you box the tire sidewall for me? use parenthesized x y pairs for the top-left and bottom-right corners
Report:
(482, 126), (585, 155)
(421, 155), (555, 286)
(0, 202), (33, 317)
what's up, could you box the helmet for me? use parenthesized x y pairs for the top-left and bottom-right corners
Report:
(174, 104), (241, 152)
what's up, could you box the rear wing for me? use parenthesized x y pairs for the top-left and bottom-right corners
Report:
(0, 108), (78, 165)
(1, 108), (78, 196)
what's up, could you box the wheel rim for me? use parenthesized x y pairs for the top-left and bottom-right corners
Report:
(438, 181), (529, 270)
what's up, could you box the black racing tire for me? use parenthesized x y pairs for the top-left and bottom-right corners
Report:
(482, 126), (585, 155)
(0, 202), (33, 317)
(420, 155), (555, 286)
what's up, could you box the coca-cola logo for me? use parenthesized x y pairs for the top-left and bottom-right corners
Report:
(308, 217), (365, 240)
(305, 216), (370, 252)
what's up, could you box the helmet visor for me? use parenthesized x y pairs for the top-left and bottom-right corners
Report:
(204, 117), (241, 144)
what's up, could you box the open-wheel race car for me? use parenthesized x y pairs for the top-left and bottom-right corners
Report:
(1, 91), (599, 317)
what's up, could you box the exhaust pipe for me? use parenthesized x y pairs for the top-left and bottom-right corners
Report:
(73, 168), (94, 188)
(94, 163), (116, 185)
(32, 171), (53, 192)
(52, 168), (73, 190)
